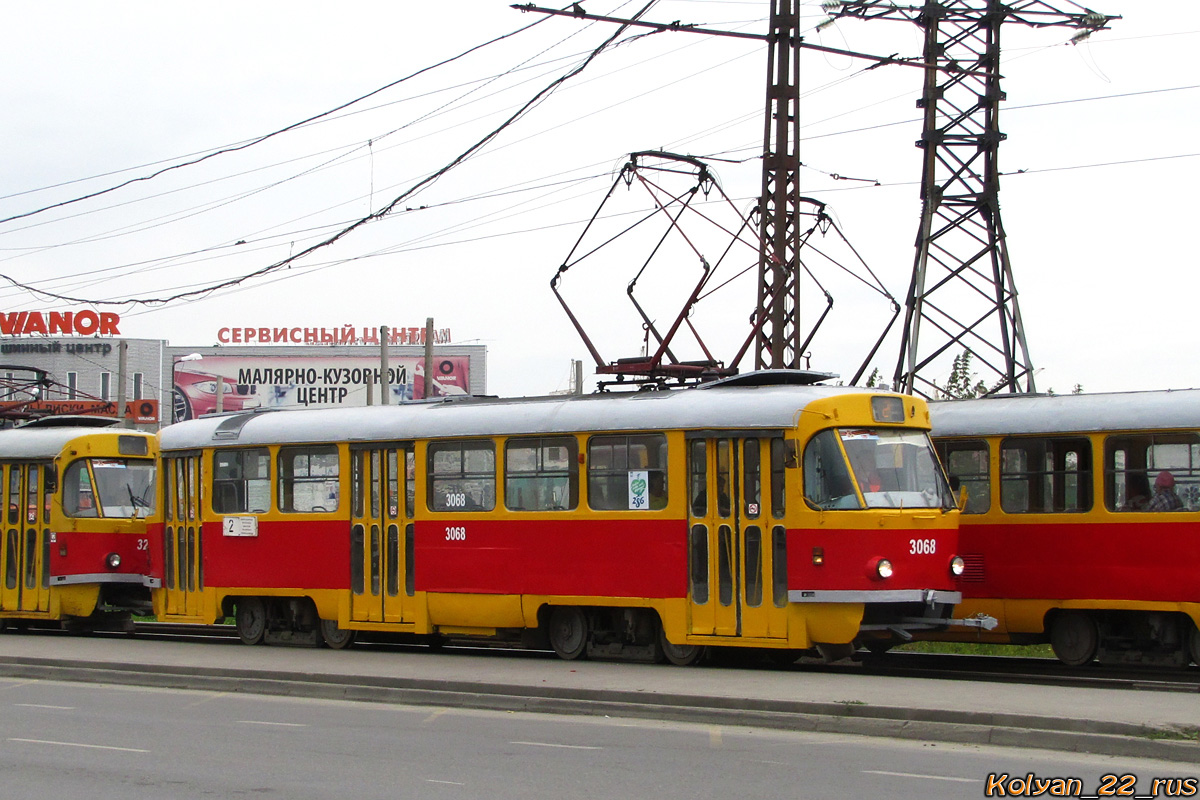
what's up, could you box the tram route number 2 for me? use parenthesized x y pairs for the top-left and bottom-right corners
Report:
(909, 538), (937, 555)
(445, 526), (467, 541)
(223, 516), (259, 538)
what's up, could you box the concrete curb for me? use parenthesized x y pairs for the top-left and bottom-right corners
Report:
(2, 656), (1197, 763)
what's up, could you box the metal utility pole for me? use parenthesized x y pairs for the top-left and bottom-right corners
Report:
(755, 0), (804, 370)
(827, 1), (1115, 396)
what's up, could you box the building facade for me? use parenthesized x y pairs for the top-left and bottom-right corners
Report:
(0, 313), (486, 429)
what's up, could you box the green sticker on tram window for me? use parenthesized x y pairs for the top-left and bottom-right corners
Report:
(628, 470), (649, 510)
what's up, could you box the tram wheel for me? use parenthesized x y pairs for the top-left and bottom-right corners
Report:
(1049, 611), (1098, 666)
(1188, 622), (1200, 666)
(547, 607), (588, 660)
(235, 598), (267, 646)
(319, 619), (356, 650)
(658, 628), (707, 667)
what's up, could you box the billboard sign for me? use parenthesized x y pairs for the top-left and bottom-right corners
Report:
(0, 399), (159, 423)
(171, 354), (470, 422)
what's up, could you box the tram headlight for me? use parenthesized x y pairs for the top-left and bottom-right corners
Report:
(950, 556), (966, 577)
(867, 557), (893, 580)
(105, 553), (121, 570)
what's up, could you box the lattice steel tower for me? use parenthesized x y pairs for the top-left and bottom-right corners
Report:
(755, 0), (805, 370)
(828, 1), (1115, 396)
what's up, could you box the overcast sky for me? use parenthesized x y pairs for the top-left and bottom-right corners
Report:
(1, 1), (1194, 400)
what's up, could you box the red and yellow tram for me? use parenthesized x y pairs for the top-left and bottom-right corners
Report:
(0, 419), (157, 630)
(150, 375), (967, 662)
(930, 389), (1200, 666)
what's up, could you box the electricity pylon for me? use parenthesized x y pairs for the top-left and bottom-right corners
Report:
(826, 1), (1116, 396)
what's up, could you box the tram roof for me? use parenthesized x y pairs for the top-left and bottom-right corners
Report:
(930, 388), (1200, 438)
(0, 425), (149, 460)
(159, 382), (889, 451)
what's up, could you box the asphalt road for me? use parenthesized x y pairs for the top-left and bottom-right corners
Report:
(3, 677), (1197, 799)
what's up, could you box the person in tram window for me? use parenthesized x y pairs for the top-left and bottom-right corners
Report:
(1121, 472), (1151, 511)
(1145, 470), (1184, 512)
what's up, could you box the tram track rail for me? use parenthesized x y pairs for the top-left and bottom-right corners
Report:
(847, 650), (1200, 694)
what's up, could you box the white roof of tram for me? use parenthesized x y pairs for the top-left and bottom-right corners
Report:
(930, 388), (1200, 438)
(158, 379), (890, 451)
(0, 422), (149, 460)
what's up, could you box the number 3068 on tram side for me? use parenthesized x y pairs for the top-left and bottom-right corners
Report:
(148, 373), (982, 663)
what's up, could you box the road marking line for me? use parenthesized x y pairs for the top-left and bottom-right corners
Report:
(8, 738), (148, 753)
(423, 709), (448, 724)
(237, 721), (308, 727)
(426, 780), (466, 786)
(186, 692), (229, 708)
(510, 741), (602, 750)
(15, 703), (75, 710)
(863, 770), (976, 783)
(710, 728), (723, 749)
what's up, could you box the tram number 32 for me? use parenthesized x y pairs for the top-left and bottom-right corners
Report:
(445, 526), (467, 541)
(909, 538), (937, 555)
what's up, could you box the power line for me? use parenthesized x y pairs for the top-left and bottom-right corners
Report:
(0, 3), (660, 308)
(0, 13), (553, 227)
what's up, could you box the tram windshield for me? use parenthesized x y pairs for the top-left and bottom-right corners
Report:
(804, 428), (954, 510)
(63, 458), (157, 518)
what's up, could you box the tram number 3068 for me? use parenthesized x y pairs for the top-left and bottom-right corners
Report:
(445, 526), (467, 541)
(909, 538), (937, 555)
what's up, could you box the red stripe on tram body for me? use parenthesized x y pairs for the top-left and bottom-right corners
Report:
(201, 519), (349, 590)
(956, 519), (1200, 602)
(787, 527), (961, 592)
(415, 517), (689, 598)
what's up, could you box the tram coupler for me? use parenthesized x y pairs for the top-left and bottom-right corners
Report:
(948, 613), (999, 631)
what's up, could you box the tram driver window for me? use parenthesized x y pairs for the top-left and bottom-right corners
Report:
(62, 461), (98, 518)
(1105, 433), (1200, 512)
(803, 430), (862, 510)
(1000, 437), (1092, 513)
(505, 437), (578, 511)
(278, 446), (340, 513)
(429, 440), (496, 512)
(587, 434), (668, 511)
(213, 448), (270, 513)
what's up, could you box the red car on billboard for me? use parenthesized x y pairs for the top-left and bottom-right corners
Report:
(173, 369), (259, 422)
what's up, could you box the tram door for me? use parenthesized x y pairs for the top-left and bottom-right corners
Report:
(687, 436), (788, 640)
(161, 455), (204, 618)
(350, 447), (416, 625)
(0, 463), (51, 614)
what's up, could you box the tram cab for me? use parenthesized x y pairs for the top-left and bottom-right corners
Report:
(0, 418), (157, 629)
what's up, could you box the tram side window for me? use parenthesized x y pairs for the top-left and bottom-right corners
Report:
(803, 430), (862, 510)
(429, 440), (496, 512)
(936, 440), (990, 514)
(1000, 437), (1091, 514)
(213, 448), (270, 513)
(588, 434), (668, 511)
(278, 446), (340, 513)
(505, 437), (578, 511)
(1105, 432), (1200, 512)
